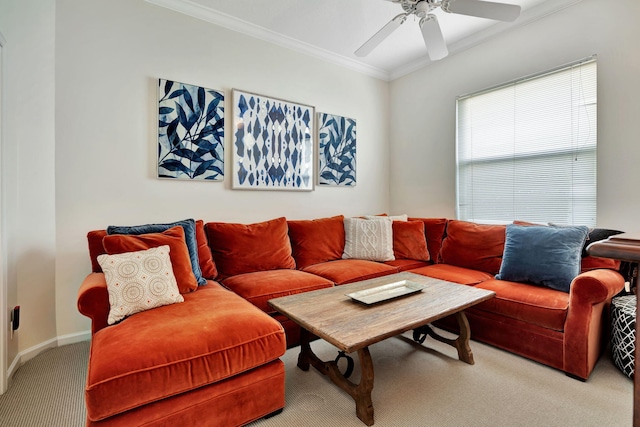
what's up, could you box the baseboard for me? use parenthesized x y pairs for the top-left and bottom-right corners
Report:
(57, 330), (91, 347)
(6, 330), (91, 383)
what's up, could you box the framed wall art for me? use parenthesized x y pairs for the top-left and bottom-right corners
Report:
(317, 113), (356, 186)
(157, 79), (224, 180)
(232, 89), (314, 191)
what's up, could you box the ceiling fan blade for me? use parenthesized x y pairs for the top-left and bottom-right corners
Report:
(442, 0), (521, 22)
(420, 15), (448, 61)
(355, 13), (406, 57)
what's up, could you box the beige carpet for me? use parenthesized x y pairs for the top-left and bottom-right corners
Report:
(0, 332), (632, 426)
(250, 331), (633, 427)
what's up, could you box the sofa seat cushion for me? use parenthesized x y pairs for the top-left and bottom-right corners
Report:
(384, 259), (430, 272)
(221, 269), (334, 314)
(409, 264), (494, 285)
(85, 284), (286, 422)
(303, 259), (397, 285)
(473, 279), (569, 331)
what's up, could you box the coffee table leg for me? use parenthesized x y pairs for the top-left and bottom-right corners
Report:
(413, 311), (475, 365)
(296, 329), (375, 426)
(453, 311), (474, 364)
(297, 328), (312, 371)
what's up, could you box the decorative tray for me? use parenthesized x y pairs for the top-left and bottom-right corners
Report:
(346, 280), (426, 305)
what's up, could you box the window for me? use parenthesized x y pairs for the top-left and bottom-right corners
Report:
(456, 57), (597, 226)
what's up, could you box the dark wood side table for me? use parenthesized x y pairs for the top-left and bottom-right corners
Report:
(588, 232), (640, 427)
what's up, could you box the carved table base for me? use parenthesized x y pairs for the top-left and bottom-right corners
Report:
(297, 311), (474, 426)
(412, 311), (475, 365)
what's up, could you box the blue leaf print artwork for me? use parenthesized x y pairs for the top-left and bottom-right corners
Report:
(317, 113), (356, 186)
(157, 79), (224, 180)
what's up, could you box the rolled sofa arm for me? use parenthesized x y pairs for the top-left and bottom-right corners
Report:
(77, 273), (110, 335)
(563, 269), (625, 379)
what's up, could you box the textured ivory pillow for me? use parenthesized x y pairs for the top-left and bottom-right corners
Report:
(343, 217), (394, 261)
(364, 214), (408, 222)
(97, 245), (184, 325)
(102, 226), (198, 294)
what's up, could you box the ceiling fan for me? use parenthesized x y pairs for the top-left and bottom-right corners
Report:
(355, 0), (522, 61)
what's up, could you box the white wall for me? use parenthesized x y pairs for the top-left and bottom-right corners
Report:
(55, 0), (390, 337)
(0, 0), (57, 368)
(390, 0), (640, 231)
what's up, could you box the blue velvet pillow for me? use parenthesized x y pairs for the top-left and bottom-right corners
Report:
(496, 224), (589, 292)
(107, 219), (206, 286)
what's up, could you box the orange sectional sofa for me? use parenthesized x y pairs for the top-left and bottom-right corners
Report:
(77, 215), (624, 426)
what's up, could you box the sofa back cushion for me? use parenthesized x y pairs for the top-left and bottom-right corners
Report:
(102, 226), (198, 293)
(205, 217), (296, 279)
(392, 220), (430, 261)
(195, 220), (218, 279)
(287, 215), (345, 269)
(106, 218), (205, 286)
(439, 220), (506, 274)
(87, 220), (217, 279)
(408, 217), (448, 262)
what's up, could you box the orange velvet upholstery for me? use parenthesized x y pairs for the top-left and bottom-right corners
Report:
(86, 359), (285, 427)
(85, 282), (286, 422)
(409, 264), (494, 285)
(87, 360), (285, 427)
(195, 219), (218, 279)
(302, 259), (398, 285)
(408, 217), (448, 262)
(77, 272), (111, 334)
(392, 220), (430, 261)
(445, 308), (566, 371)
(206, 217), (296, 279)
(221, 269), (334, 314)
(439, 220), (506, 274)
(563, 269), (625, 379)
(580, 255), (620, 272)
(87, 230), (108, 273)
(384, 259), (430, 271)
(287, 215), (345, 269)
(474, 279), (569, 331)
(102, 226), (198, 294)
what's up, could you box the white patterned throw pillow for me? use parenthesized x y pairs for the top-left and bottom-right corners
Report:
(364, 214), (408, 222)
(343, 217), (395, 261)
(97, 245), (184, 325)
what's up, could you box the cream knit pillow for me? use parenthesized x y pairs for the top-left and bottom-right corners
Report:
(364, 214), (408, 222)
(97, 245), (184, 325)
(342, 217), (395, 261)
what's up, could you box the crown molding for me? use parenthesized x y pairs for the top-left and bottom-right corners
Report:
(146, 0), (583, 83)
(145, 0), (391, 81)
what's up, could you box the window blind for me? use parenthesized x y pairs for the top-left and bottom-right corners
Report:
(456, 57), (597, 226)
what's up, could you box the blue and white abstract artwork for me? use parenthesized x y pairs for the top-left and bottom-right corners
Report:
(232, 89), (314, 191)
(157, 79), (224, 180)
(317, 113), (356, 186)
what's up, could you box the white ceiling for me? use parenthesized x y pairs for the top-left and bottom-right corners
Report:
(146, 0), (583, 80)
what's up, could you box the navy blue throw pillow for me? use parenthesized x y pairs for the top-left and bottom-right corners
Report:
(496, 224), (589, 292)
(107, 219), (206, 286)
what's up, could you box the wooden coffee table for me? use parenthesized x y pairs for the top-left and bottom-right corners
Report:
(268, 271), (495, 426)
